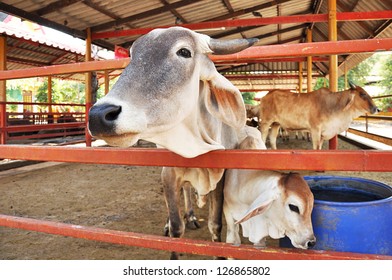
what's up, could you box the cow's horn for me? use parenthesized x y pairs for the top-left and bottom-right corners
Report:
(209, 38), (258, 55)
(348, 81), (356, 90)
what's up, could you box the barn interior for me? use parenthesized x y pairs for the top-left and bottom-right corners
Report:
(0, 0), (391, 263)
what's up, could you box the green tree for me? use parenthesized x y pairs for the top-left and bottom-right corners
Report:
(314, 56), (376, 91)
(377, 53), (392, 112)
(241, 92), (257, 105)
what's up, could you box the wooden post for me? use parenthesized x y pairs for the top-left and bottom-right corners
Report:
(47, 76), (53, 124)
(307, 28), (313, 93)
(48, 76), (52, 113)
(298, 61), (303, 93)
(104, 70), (109, 94)
(344, 63), (348, 89)
(0, 35), (7, 144)
(328, 0), (338, 150)
(85, 28), (92, 147)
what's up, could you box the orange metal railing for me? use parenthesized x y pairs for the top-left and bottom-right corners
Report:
(1, 30), (392, 259)
(1, 101), (86, 143)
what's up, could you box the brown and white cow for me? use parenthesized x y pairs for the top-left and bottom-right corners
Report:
(224, 128), (316, 249)
(259, 83), (379, 149)
(88, 27), (257, 259)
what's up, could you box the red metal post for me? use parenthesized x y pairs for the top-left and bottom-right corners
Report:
(307, 28), (313, 92)
(328, 0), (338, 150)
(85, 28), (92, 147)
(0, 35), (7, 144)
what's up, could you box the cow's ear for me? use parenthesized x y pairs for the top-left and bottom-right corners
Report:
(343, 93), (355, 111)
(204, 73), (246, 129)
(235, 192), (277, 224)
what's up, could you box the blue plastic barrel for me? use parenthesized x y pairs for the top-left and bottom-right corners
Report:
(305, 175), (392, 255)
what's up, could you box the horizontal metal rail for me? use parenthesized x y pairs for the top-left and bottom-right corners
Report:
(0, 145), (391, 172)
(1, 38), (392, 80)
(4, 122), (85, 133)
(347, 128), (392, 147)
(92, 11), (392, 39)
(358, 115), (392, 121)
(0, 214), (389, 260)
(3, 101), (86, 107)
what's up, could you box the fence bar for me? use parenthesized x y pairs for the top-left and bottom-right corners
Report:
(210, 38), (392, 62)
(0, 214), (389, 260)
(92, 11), (392, 39)
(1, 38), (392, 81)
(0, 145), (391, 172)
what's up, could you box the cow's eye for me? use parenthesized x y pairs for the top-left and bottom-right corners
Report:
(289, 204), (300, 214)
(177, 48), (192, 58)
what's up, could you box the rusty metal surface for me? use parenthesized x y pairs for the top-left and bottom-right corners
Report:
(0, 214), (390, 260)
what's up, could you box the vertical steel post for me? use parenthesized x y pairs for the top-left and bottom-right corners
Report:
(104, 70), (109, 95)
(0, 35), (7, 144)
(48, 76), (52, 114)
(344, 63), (348, 89)
(85, 28), (92, 147)
(298, 61), (303, 93)
(307, 28), (313, 93)
(328, 0), (338, 149)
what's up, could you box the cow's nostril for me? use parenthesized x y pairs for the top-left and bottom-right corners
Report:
(307, 240), (316, 248)
(88, 104), (122, 135)
(105, 105), (122, 121)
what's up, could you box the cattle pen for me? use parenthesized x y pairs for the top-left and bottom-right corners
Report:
(1, 3), (392, 260)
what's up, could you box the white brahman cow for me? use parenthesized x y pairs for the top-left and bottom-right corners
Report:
(88, 27), (257, 259)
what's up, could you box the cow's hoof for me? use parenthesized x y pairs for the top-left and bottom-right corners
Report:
(170, 252), (180, 260)
(163, 221), (169, 236)
(184, 214), (201, 230)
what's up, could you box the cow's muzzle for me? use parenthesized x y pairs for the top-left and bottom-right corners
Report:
(88, 104), (122, 136)
(306, 239), (316, 249)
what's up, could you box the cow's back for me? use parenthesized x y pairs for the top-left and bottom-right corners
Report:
(259, 90), (318, 130)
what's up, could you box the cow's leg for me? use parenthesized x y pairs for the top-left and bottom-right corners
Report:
(269, 123), (280, 149)
(208, 174), (225, 243)
(208, 175), (225, 259)
(224, 203), (241, 246)
(260, 122), (271, 145)
(183, 183), (200, 230)
(161, 168), (184, 260)
(310, 129), (322, 150)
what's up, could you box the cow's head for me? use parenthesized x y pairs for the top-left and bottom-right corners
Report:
(88, 27), (257, 157)
(236, 173), (316, 249)
(345, 81), (379, 114)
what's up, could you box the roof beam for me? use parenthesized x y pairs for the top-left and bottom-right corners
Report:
(224, 74), (323, 79)
(90, 0), (202, 32)
(82, 0), (138, 30)
(33, 0), (81, 16)
(209, 0), (292, 21)
(93, 11), (392, 40)
(338, 1), (376, 37)
(159, 0), (188, 24)
(0, 2), (114, 50)
(256, 24), (307, 40)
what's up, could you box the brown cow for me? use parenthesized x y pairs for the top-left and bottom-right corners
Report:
(259, 83), (379, 149)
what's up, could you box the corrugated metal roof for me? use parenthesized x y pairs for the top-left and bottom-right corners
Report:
(0, 0), (391, 91)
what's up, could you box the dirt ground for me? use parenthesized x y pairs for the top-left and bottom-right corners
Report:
(0, 136), (391, 260)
